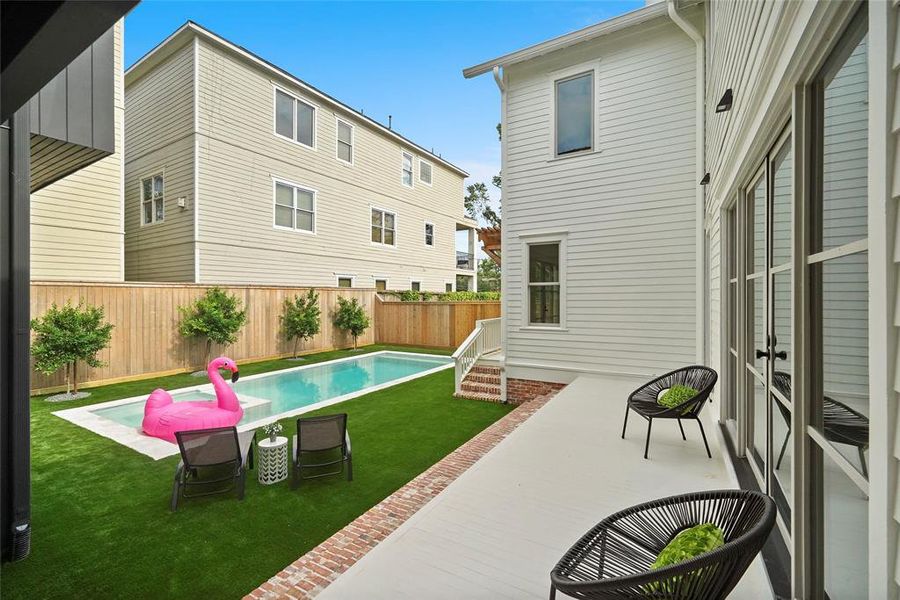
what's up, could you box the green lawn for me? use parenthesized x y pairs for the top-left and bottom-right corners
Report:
(0, 345), (512, 599)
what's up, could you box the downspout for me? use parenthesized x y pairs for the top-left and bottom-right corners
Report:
(492, 65), (508, 402)
(667, 0), (706, 365)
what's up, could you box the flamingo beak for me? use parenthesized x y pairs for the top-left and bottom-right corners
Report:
(231, 368), (240, 383)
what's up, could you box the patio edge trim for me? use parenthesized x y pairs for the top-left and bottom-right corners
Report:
(246, 389), (560, 599)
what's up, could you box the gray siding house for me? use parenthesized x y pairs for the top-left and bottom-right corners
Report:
(465, 0), (898, 597)
(124, 22), (477, 291)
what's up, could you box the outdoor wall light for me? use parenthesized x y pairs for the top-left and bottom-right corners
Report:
(700, 173), (710, 185)
(716, 89), (733, 113)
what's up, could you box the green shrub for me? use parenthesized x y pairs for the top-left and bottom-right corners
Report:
(398, 290), (422, 302)
(178, 287), (247, 363)
(31, 301), (114, 394)
(281, 289), (321, 358)
(333, 296), (370, 349)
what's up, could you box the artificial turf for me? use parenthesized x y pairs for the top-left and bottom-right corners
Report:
(0, 345), (513, 599)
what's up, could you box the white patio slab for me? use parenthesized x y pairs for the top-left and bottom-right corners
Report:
(318, 374), (773, 600)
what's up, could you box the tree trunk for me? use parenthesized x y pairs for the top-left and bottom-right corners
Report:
(293, 337), (299, 359)
(353, 334), (358, 350)
(72, 361), (78, 393)
(65, 363), (71, 395)
(205, 338), (212, 366)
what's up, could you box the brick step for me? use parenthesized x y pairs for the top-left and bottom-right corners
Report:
(469, 365), (501, 376)
(460, 381), (501, 396)
(454, 390), (502, 402)
(465, 373), (501, 385)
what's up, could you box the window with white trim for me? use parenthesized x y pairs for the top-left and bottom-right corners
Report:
(141, 174), (164, 225)
(375, 279), (387, 291)
(371, 208), (396, 246)
(401, 152), (413, 187)
(275, 88), (315, 148)
(555, 71), (593, 156)
(337, 277), (352, 288)
(424, 222), (434, 246)
(274, 181), (315, 232)
(445, 282), (453, 293)
(411, 281), (421, 291)
(527, 242), (561, 325)
(419, 159), (432, 185)
(337, 118), (353, 164)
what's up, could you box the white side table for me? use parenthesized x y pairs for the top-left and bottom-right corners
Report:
(257, 435), (289, 485)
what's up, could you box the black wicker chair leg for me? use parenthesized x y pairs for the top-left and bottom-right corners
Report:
(696, 418), (712, 458)
(621, 404), (630, 439)
(644, 418), (652, 459)
(170, 480), (181, 512)
(677, 418), (686, 441)
(776, 431), (790, 470)
(858, 447), (868, 479)
(549, 585), (556, 600)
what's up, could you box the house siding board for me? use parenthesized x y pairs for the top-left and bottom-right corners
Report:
(502, 16), (698, 377)
(123, 40), (196, 282)
(30, 20), (125, 282)
(192, 38), (465, 289)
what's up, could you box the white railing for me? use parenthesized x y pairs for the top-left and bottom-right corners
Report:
(452, 317), (501, 394)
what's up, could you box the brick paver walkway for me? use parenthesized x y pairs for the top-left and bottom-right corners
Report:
(246, 391), (559, 599)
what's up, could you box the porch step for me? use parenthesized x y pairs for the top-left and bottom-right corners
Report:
(455, 365), (502, 402)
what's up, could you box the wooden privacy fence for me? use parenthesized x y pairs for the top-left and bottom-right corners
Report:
(30, 282), (375, 393)
(374, 297), (501, 348)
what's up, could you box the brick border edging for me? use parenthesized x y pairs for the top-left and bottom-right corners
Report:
(246, 390), (560, 599)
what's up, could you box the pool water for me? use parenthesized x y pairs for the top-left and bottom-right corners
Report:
(92, 352), (452, 429)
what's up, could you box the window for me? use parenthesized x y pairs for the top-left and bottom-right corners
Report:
(411, 281), (421, 291)
(371, 208), (396, 246)
(274, 88), (315, 148)
(424, 222), (434, 246)
(527, 242), (561, 325)
(375, 279), (387, 291)
(337, 277), (352, 288)
(445, 283), (453, 293)
(141, 174), (164, 225)
(336, 118), (353, 164)
(555, 71), (593, 156)
(274, 180), (315, 232)
(419, 160), (432, 185)
(401, 152), (413, 187)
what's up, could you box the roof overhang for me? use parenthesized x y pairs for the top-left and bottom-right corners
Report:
(463, 1), (699, 78)
(127, 21), (470, 178)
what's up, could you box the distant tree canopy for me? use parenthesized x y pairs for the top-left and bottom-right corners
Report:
(477, 259), (501, 292)
(464, 123), (502, 226)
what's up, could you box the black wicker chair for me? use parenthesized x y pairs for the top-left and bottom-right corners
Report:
(622, 366), (718, 459)
(292, 413), (352, 488)
(550, 489), (775, 600)
(772, 371), (869, 477)
(171, 426), (255, 511)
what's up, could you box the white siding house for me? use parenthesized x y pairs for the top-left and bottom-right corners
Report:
(124, 22), (477, 291)
(466, 0), (897, 598)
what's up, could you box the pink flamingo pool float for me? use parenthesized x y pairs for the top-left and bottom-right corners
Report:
(142, 357), (243, 443)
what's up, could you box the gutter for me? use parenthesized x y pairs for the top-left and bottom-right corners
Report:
(667, 0), (707, 365)
(491, 65), (508, 403)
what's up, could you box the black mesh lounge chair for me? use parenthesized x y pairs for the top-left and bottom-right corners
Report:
(622, 366), (718, 459)
(550, 489), (775, 600)
(292, 413), (352, 488)
(171, 426), (255, 511)
(773, 371), (869, 477)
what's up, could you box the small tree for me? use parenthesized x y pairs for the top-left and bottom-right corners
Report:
(178, 287), (247, 364)
(281, 289), (321, 358)
(333, 296), (370, 350)
(477, 259), (501, 292)
(31, 301), (114, 395)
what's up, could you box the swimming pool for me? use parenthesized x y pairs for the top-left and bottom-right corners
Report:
(54, 351), (453, 459)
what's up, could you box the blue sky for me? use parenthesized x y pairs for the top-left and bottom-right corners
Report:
(125, 1), (642, 214)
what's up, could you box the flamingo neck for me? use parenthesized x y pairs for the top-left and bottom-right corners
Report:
(208, 364), (240, 411)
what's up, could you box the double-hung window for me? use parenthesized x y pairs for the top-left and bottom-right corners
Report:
(337, 118), (353, 164)
(274, 180), (315, 233)
(401, 152), (413, 187)
(554, 71), (593, 156)
(527, 241), (563, 326)
(371, 208), (396, 246)
(141, 174), (164, 225)
(275, 88), (315, 148)
(424, 222), (434, 246)
(419, 160), (433, 185)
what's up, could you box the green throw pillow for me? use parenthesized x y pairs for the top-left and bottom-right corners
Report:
(652, 523), (725, 570)
(645, 523), (725, 594)
(658, 384), (698, 412)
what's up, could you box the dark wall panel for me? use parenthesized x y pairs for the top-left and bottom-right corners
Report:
(66, 45), (93, 148)
(91, 28), (114, 152)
